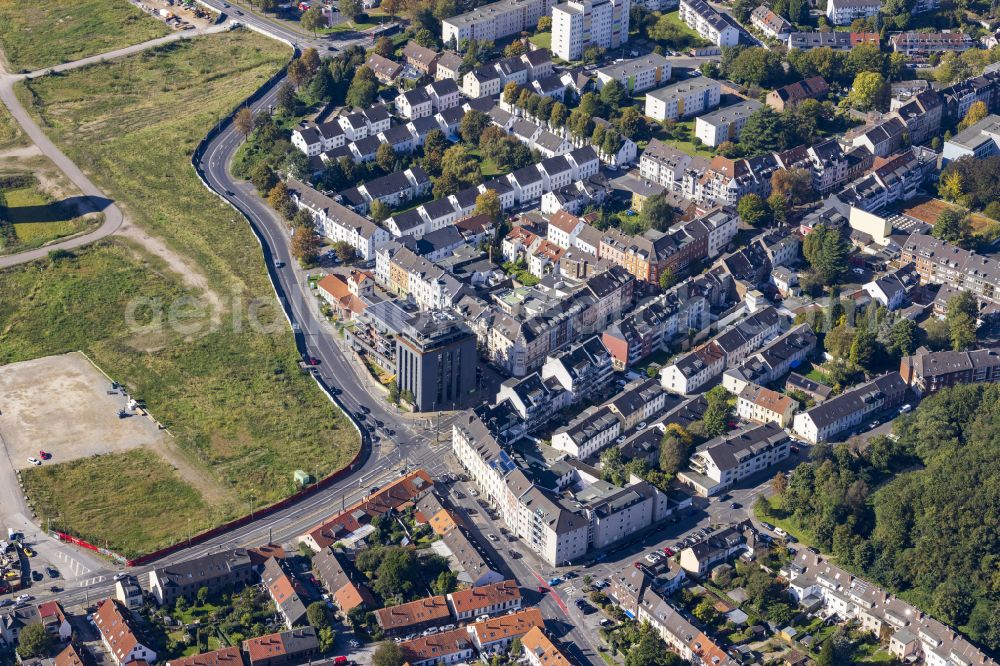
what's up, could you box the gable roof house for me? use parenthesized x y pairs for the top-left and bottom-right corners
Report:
(766, 76), (829, 112)
(94, 599), (157, 666)
(243, 628), (318, 666)
(262, 558), (309, 629)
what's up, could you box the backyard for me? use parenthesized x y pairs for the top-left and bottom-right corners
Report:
(649, 119), (715, 159)
(1, 32), (360, 555)
(0, 0), (170, 72)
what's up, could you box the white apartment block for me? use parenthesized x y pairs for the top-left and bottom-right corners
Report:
(695, 98), (762, 147)
(595, 53), (670, 92)
(678, 0), (739, 47)
(679, 422), (790, 496)
(442, 0), (550, 46)
(551, 0), (630, 62)
(288, 179), (390, 261)
(645, 77), (721, 122)
(825, 0), (880, 25)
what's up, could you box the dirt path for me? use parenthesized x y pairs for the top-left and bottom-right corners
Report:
(0, 144), (40, 159)
(117, 221), (225, 325)
(153, 436), (232, 506)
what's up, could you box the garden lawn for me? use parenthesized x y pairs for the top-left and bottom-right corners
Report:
(529, 31), (552, 50)
(649, 120), (715, 159)
(3, 32), (360, 555)
(0, 0), (170, 72)
(20, 448), (208, 558)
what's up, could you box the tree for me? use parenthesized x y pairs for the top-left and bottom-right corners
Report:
(460, 110), (491, 145)
(332, 240), (357, 262)
(502, 81), (520, 105)
(771, 167), (813, 206)
(503, 40), (527, 57)
(307, 601), (331, 630)
(17, 624), (53, 659)
(738, 194), (771, 228)
(568, 109), (593, 140)
(693, 598), (719, 624)
(197, 586), (210, 605)
(600, 79), (627, 109)
(772, 471), (788, 495)
(370, 199), (391, 223)
(373, 642), (405, 666)
(373, 36), (394, 57)
(440, 144), (482, 187)
(339, 0), (362, 21)
(376, 143), (396, 173)
(849, 326), (878, 370)
(288, 58), (310, 87)
(432, 570), (458, 595)
(234, 106), (255, 142)
(345, 66), (378, 108)
(740, 106), (788, 156)
(309, 65), (335, 103)
(939, 169), (964, 202)
(537, 15), (551, 31)
(825, 323), (855, 360)
(624, 625), (684, 666)
(549, 101), (568, 128)
(421, 129), (448, 175)
(277, 80), (296, 114)
(959, 100), (989, 131)
(659, 266), (677, 290)
(886, 318), (917, 357)
(702, 385), (733, 437)
(726, 47), (784, 87)
(803, 224), (848, 285)
(300, 48), (321, 76)
(932, 207), (971, 245)
(618, 106), (643, 139)
(848, 71), (890, 112)
(268, 180), (291, 213)
(475, 189), (502, 222)
(250, 163), (277, 195)
(292, 228), (322, 265)
(946, 291), (978, 351)
(659, 427), (690, 475)
(381, 0), (400, 18)
(600, 447), (626, 485)
(639, 192), (676, 232)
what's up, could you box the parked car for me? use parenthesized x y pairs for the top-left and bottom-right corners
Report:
(26, 457), (40, 466)
(45, 567), (59, 578)
(38, 451), (51, 460)
(644, 552), (662, 564)
(774, 527), (788, 538)
(487, 534), (499, 542)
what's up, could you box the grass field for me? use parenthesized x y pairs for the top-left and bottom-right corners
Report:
(0, 178), (99, 253)
(21, 448), (209, 557)
(3, 32), (360, 555)
(0, 0), (170, 72)
(649, 119), (715, 158)
(0, 104), (26, 150)
(529, 31), (552, 50)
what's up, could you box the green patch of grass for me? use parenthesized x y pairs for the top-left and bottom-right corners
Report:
(326, 17), (379, 32)
(648, 120), (715, 159)
(12, 219), (93, 245)
(0, 0), (170, 72)
(0, 104), (26, 150)
(529, 31), (552, 50)
(1, 181), (100, 253)
(21, 448), (208, 558)
(481, 157), (502, 177)
(4, 32), (360, 555)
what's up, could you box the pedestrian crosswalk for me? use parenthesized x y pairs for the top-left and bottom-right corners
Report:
(77, 576), (106, 588)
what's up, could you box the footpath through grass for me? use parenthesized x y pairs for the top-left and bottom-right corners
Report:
(0, 0), (170, 72)
(2, 32), (360, 556)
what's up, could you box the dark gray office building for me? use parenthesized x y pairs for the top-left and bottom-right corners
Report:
(396, 313), (477, 412)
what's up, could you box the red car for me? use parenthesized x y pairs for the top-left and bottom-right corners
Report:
(634, 561), (643, 569)
(537, 586), (546, 593)
(662, 547), (675, 556)
(38, 451), (51, 460)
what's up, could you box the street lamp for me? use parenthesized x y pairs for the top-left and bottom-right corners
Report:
(248, 494), (256, 520)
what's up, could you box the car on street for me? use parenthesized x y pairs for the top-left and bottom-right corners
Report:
(26, 457), (40, 466)
(368, 486), (380, 495)
(774, 527), (788, 538)
(15, 595), (33, 603)
(761, 522), (774, 530)
(31, 571), (43, 582)
(45, 567), (59, 578)
(508, 549), (520, 559)
(487, 534), (499, 542)
(49, 585), (62, 592)
(730, 503), (741, 509)
(547, 577), (562, 586)
(21, 546), (34, 557)
(113, 572), (129, 581)
(273, 260), (284, 268)
(469, 489), (479, 496)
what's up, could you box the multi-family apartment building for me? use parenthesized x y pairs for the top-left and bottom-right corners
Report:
(784, 551), (997, 666)
(661, 306), (784, 394)
(942, 113), (1000, 163)
(645, 77), (721, 122)
(786, 31), (878, 50)
(825, 0), (880, 25)
(94, 599), (157, 666)
(678, 422), (790, 496)
(750, 4), (790, 38)
(736, 384), (795, 427)
(441, 0), (550, 45)
(722, 323), (817, 394)
(287, 179), (391, 261)
(594, 53), (668, 92)
(900, 346), (1000, 396)
(695, 98), (762, 147)
(792, 372), (908, 443)
(889, 31), (973, 59)
(678, 0), (739, 46)
(888, 90), (943, 145)
(149, 550), (254, 607)
(900, 232), (1000, 305)
(552, 0), (630, 62)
